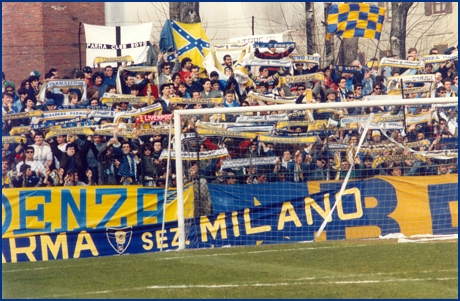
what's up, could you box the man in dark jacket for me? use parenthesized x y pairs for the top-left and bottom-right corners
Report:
(51, 140), (92, 181)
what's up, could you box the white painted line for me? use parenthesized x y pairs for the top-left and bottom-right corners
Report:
(36, 276), (458, 298)
(159, 244), (366, 260)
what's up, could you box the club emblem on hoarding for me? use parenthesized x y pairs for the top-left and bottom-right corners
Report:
(106, 226), (133, 254)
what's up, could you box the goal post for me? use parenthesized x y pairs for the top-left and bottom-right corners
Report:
(173, 97), (458, 250)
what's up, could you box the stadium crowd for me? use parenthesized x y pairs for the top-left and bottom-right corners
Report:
(2, 42), (458, 190)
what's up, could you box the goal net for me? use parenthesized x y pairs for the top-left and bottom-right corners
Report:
(170, 96), (458, 250)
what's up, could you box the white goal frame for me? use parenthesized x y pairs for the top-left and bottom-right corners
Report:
(173, 96), (457, 250)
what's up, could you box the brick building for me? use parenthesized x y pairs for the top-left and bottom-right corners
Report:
(2, 2), (105, 87)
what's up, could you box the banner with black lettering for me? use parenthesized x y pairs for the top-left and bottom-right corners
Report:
(242, 59), (291, 68)
(84, 22), (153, 67)
(278, 73), (325, 86)
(227, 125), (274, 133)
(221, 156), (278, 169)
(331, 65), (361, 73)
(2, 110), (43, 121)
(38, 80), (87, 103)
(42, 109), (89, 120)
(291, 55), (320, 65)
(236, 114), (289, 123)
(421, 53), (458, 64)
(246, 91), (297, 104)
(100, 93), (152, 105)
(196, 128), (257, 139)
(169, 97), (223, 105)
(253, 42), (295, 49)
(159, 148), (229, 161)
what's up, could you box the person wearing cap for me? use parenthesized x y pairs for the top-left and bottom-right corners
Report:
(369, 130), (383, 146)
(325, 88), (337, 103)
(183, 71), (201, 96)
(4, 81), (20, 106)
(289, 85), (298, 96)
(45, 98), (56, 111)
(82, 66), (93, 87)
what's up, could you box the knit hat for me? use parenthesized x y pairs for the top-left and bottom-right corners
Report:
(4, 80), (15, 89)
(66, 143), (77, 151)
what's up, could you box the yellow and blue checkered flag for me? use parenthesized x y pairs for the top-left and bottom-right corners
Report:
(326, 3), (386, 41)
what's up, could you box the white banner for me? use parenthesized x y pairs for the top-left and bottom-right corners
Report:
(227, 126), (274, 132)
(159, 148), (230, 161)
(229, 33), (284, 44)
(242, 59), (291, 67)
(221, 156), (278, 169)
(236, 114), (289, 123)
(84, 23), (153, 67)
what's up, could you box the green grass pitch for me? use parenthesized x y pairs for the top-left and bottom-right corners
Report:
(2, 239), (457, 299)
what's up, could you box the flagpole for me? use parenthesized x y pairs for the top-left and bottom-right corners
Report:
(78, 22), (83, 70)
(334, 36), (344, 66)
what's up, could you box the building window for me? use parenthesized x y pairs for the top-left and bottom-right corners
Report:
(425, 2), (453, 16)
(433, 43), (449, 54)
